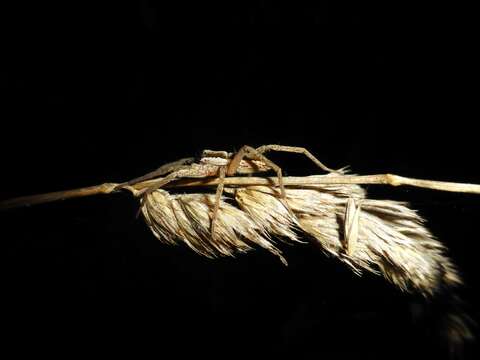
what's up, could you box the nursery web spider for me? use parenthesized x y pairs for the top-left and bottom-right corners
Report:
(118, 145), (338, 236)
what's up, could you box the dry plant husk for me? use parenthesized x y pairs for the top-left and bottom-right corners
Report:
(140, 173), (475, 355)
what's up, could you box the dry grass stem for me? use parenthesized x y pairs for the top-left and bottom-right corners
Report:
(2, 174), (480, 211)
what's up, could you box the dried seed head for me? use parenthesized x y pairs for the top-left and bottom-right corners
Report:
(234, 187), (301, 243)
(140, 180), (473, 351)
(141, 189), (287, 264)
(141, 184), (461, 296)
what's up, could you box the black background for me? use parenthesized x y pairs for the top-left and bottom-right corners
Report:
(1, 2), (478, 359)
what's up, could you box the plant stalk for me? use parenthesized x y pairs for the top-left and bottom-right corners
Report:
(2, 174), (480, 210)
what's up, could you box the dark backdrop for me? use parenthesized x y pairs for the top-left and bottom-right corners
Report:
(2, 2), (478, 359)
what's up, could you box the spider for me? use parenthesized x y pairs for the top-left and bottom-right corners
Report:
(117, 145), (338, 236)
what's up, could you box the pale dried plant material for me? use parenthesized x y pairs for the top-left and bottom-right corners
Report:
(141, 189), (288, 264)
(140, 175), (459, 296)
(140, 173), (475, 356)
(0, 144), (478, 357)
(344, 197), (361, 256)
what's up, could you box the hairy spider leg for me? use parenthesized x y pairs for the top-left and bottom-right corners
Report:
(120, 157), (195, 189)
(210, 166), (226, 238)
(255, 145), (339, 173)
(121, 170), (185, 197)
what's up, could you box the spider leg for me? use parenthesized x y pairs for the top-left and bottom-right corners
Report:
(210, 166), (226, 238)
(119, 157), (195, 188)
(227, 145), (287, 198)
(255, 145), (339, 173)
(121, 170), (184, 197)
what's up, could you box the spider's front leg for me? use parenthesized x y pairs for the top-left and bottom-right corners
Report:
(114, 157), (195, 195)
(124, 157), (195, 186)
(120, 170), (186, 197)
(120, 161), (218, 198)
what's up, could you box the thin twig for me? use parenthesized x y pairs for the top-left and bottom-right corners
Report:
(1, 174), (480, 211)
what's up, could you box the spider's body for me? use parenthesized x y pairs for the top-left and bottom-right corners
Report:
(199, 150), (271, 175)
(123, 145), (337, 198)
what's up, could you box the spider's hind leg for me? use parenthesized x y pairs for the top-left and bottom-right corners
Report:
(227, 145), (287, 198)
(255, 145), (339, 173)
